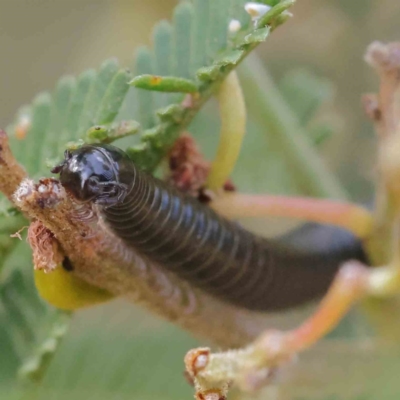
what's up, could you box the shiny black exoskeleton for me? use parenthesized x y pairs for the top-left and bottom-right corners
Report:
(52, 145), (134, 206)
(53, 144), (368, 311)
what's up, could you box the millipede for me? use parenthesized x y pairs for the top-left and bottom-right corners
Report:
(52, 144), (368, 311)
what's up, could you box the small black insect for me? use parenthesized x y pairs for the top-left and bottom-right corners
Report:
(52, 144), (367, 311)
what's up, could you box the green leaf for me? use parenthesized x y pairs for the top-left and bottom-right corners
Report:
(65, 69), (97, 145)
(0, 241), (71, 388)
(95, 69), (131, 125)
(24, 93), (52, 175)
(77, 59), (120, 135)
(173, 2), (194, 79)
(130, 75), (198, 93)
(256, 0), (295, 28)
(214, 49), (245, 66)
(242, 26), (270, 45)
(196, 65), (221, 82)
(47, 76), (76, 161)
(308, 123), (335, 146)
(3, 57), (131, 390)
(1, 0), (297, 392)
(134, 47), (156, 129)
(8, 1), (295, 176)
(85, 120), (141, 144)
(192, 0), (210, 72)
(153, 21), (173, 77)
(9, 60), (131, 177)
(32, 305), (199, 400)
(18, 311), (70, 383)
(208, 0), (230, 59)
(124, 0), (295, 172)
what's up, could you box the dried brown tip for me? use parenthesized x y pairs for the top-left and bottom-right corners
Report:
(365, 41), (400, 72)
(184, 347), (210, 378)
(14, 178), (65, 210)
(363, 41), (400, 138)
(167, 133), (237, 201)
(0, 129), (27, 200)
(196, 388), (227, 400)
(166, 133), (210, 198)
(27, 220), (64, 272)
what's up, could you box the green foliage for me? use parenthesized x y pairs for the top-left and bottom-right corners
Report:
(0, 58), (132, 390)
(236, 56), (346, 199)
(6, 0), (294, 174)
(34, 304), (199, 400)
(9, 59), (131, 176)
(279, 69), (337, 146)
(6, 1), (370, 398)
(0, 204), (68, 390)
(1, 0), (297, 393)
(121, 0), (294, 172)
(2, 1), (399, 399)
(130, 75), (198, 93)
(85, 121), (141, 144)
(279, 69), (334, 127)
(0, 241), (70, 388)
(189, 55), (346, 200)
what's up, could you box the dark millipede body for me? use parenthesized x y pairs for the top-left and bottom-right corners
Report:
(53, 144), (368, 311)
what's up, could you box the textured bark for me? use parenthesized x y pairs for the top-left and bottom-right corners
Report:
(0, 130), (306, 348)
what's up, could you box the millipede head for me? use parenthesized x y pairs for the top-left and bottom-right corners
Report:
(52, 144), (133, 206)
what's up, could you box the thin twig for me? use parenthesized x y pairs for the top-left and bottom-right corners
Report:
(185, 261), (370, 396)
(0, 129), (27, 200)
(363, 42), (400, 264)
(186, 256), (400, 397)
(0, 132), (307, 349)
(182, 41), (400, 399)
(211, 193), (373, 239)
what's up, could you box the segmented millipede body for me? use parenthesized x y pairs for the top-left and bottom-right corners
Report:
(52, 144), (368, 311)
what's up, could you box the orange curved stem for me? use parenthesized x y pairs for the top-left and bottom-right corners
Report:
(211, 193), (373, 239)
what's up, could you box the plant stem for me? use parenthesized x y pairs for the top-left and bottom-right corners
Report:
(206, 71), (246, 190)
(238, 55), (347, 200)
(211, 193), (373, 238)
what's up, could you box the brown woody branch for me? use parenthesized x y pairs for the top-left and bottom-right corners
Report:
(0, 129), (307, 349)
(0, 130), (27, 200)
(362, 42), (400, 265)
(364, 41), (400, 138)
(178, 41), (400, 399)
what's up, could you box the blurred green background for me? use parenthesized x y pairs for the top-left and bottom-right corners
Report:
(2, 1), (400, 399)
